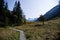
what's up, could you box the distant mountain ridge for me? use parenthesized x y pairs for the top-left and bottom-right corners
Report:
(27, 18), (37, 22)
(44, 5), (59, 20)
(37, 5), (60, 21)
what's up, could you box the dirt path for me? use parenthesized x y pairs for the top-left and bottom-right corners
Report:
(9, 28), (26, 40)
(20, 30), (26, 40)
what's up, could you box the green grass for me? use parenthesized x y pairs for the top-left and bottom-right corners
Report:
(13, 18), (60, 40)
(0, 28), (20, 40)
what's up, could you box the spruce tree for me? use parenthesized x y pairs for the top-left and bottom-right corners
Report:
(16, 1), (23, 25)
(0, 0), (5, 26)
(0, 0), (4, 14)
(4, 2), (9, 26)
(0, 0), (4, 8)
(13, 1), (17, 15)
(5, 2), (8, 10)
(12, 1), (18, 25)
(13, 1), (23, 25)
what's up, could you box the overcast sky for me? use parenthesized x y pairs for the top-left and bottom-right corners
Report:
(5, 0), (59, 19)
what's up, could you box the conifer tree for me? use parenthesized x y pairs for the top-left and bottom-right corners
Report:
(12, 1), (17, 25)
(13, 1), (24, 25)
(0, 0), (5, 26)
(16, 1), (23, 25)
(5, 2), (8, 10)
(4, 2), (9, 26)
(13, 1), (17, 15)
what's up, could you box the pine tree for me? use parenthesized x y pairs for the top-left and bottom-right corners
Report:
(0, 0), (4, 14)
(5, 2), (8, 10)
(0, 0), (5, 26)
(0, 0), (4, 8)
(12, 1), (18, 25)
(13, 1), (24, 25)
(13, 1), (17, 15)
(4, 2), (9, 26)
(16, 1), (23, 25)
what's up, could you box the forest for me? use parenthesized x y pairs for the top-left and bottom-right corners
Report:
(0, 0), (26, 27)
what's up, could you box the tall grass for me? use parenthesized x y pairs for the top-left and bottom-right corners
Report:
(14, 18), (60, 40)
(0, 28), (20, 40)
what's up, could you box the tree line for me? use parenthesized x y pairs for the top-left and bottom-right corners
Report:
(0, 0), (26, 27)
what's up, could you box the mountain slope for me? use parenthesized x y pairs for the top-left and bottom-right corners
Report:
(44, 5), (60, 20)
(37, 5), (60, 21)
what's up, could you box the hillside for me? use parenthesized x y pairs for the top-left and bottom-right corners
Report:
(44, 5), (59, 20)
(37, 5), (60, 21)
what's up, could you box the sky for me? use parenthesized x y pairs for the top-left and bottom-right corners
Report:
(5, 0), (59, 19)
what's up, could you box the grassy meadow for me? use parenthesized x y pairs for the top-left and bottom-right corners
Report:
(0, 18), (60, 40)
(14, 18), (60, 40)
(0, 28), (20, 40)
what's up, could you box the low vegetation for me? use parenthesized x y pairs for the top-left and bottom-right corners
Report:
(14, 18), (60, 40)
(0, 18), (60, 40)
(0, 28), (20, 40)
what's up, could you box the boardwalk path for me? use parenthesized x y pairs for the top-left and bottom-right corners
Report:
(9, 28), (26, 40)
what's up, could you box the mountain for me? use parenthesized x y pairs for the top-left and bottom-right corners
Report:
(44, 5), (60, 20)
(37, 5), (60, 21)
(27, 18), (38, 22)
